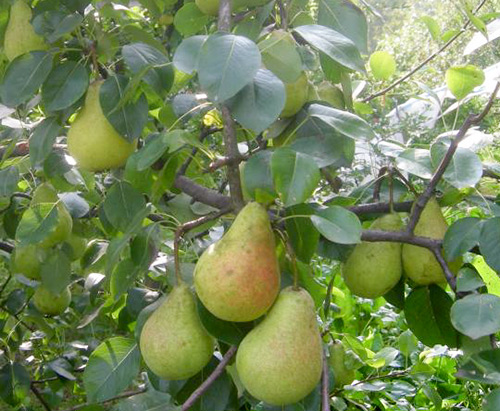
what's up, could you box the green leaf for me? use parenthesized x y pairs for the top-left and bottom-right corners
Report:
(318, 0), (368, 53)
(396, 148), (433, 179)
(32, 11), (83, 43)
(41, 62), (89, 111)
(456, 267), (485, 293)
(472, 256), (500, 297)
(420, 16), (441, 41)
(173, 3), (209, 37)
(285, 204), (320, 263)
(307, 103), (375, 141)
(0, 362), (30, 406)
(431, 141), (482, 188)
(103, 182), (147, 232)
(29, 117), (62, 166)
(83, 337), (141, 403)
(241, 150), (277, 204)
(111, 259), (141, 301)
(443, 217), (482, 261)
(172, 35), (208, 74)
(15, 204), (59, 245)
(310, 206), (361, 244)
(40, 250), (71, 294)
(293, 24), (365, 72)
(483, 388), (500, 411)
(457, 349), (500, 384)
(116, 389), (180, 411)
(480, 218), (500, 273)
(451, 293), (500, 339)
(445, 65), (485, 100)
(465, 6), (487, 38)
(226, 69), (285, 133)
(198, 33), (261, 102)
(404, 285), (458, 348)
(271, 148), (320, 207)
(122, 42), (174, 95)
(0, 166), (19, 197)
(369, 51), (396, 80)
(0, 51), (53, 107)
(258, 30), (302, 83)
(134, 133), (170, 171)
(100, 75), (149, 142)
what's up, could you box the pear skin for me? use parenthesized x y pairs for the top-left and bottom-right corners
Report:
(34, 286), (71, 316)
(403, 197), (461, 285)
(4, 0), (47, 61)
(11, 244), (47, 279)
(194, 202), (280, 322)
(236, 287), (322, 405)
(281, 73), (309, 118)
(329, 342), (355, 388)
(140, 283), (214, 380)
(342, 213), (403, 298)
(67, 82), (137, 171)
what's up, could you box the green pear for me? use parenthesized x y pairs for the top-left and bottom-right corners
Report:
(31, 183), (72, 248)
(64, 233), (87, 261)
(402, 197), (461, 285)
(281, 73), (309, 118)
(67, 81), (137, 171)
(3, 0), (47, 61)
(140, 283), (214, 380)
(11, 244), (47, 279)
(342, 213), (403, 298)
(194, 202), (280, 322)
(329, 342), (355, 388)
(236, 287), (323, 405)
(195, 0), (270, 15)
(317, 81), (345, 109)
(33, 286), (71, 316)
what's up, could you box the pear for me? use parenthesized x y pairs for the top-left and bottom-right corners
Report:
(139, 283), (214, 380)
(236, 287), (323, 405)
(194, 202), (280, 322)
(281, 73), (309, 118)
(195, 0), (270, 15)
(342, 213), (403, 298)
(3, 0), (47, 61)
(11, 244), (47, 279)
(64, 233), (87, 261)
(329, 342), (355, 388)
(402, 197), (461, 285)
(67, 82), (137, 171)
(30, 183), (72, 248)
(33, 286), (71, 316)
(317, 81), (345, 109)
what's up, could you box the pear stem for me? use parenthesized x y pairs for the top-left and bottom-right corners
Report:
(388, 167), (394, 214)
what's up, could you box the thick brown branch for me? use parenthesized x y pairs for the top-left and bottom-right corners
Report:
(322, 353), (330, 411)
(173, 175), (232, 210)
(181, 346), (237, 411)
(347, 201), (414, 215)
(361, 229), (442, 249)
(217, 0), (232, 32)
(431, 246), (457, 291)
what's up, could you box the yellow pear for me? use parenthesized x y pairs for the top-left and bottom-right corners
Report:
(31, 183), (72, 248)
(194, 202), (280, 322)
(281, 73), (309, 118)
(33, 286), (71, 316)
(11, 244), (47, 279)
(342, 213), (403, 298)
(236, 287), (323, 405)
(67, 82), (137, 171)
(140, 283), (214, 380)
(3, 0), (47, 61)
(402, 197), (461, 285)
(329, 342), (355, 387)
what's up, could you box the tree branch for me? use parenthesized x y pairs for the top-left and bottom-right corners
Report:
(181, 346), (237, 411)
(362, 0), (489, 102)
(322, 353), (330, 411)
(58, 388), (146, 411)
(31, 384), (52, 411)
(407, 83), (500, 233)
(361, 229), (442, 249)
(173, 175), (232, 210)
(347, 201), (414, 215)
(0, 241), (14, 253)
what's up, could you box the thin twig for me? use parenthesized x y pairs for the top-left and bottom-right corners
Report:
(277, 0), (288, 29)
(431, 246), (457, 291)
(58, 388), (146, 411)
(322, 353), (330, 411)
(0, 242), (14, 253)
(178, 126), (221, 176)
(363, 0), (489, 102)
(372, 167), (389, 202)
(181, 346), (237, 411)
(31, 384), (52, 411)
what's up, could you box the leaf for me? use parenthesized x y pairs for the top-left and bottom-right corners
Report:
(241, 150), (277, 204)
(285, 204), (320, 263)
(451, 293), (500, 339)
(103, 182), (147, 232)
(404, 285), (458, 348)
(173, 3), (209, 37)
(0, 362), (30, 406)
(99, 75), (149, 142)
(396, 148), (433, 179)
(472, 256), (500, 297)
(443, 217), (482, 261)
(318, 0), (368, 53)
(110, 259), (141, 301)
(457, 349), (500, 384)
(271, 148), (320, 207)
(173, 35), (208, 74)
(0, 166), (19, 197)
(40, 250), (71, 294)
(29, 117), (62, 166)
(445, 65), (485, 100)
(0, 51), (53, 107)
(456, 267), (486, 293)
(122, 42), (174, 95)
(480, 218), (500, 273)
(15, 204), (59, 245)
(32, 11), (83, 43)
(310, 206), (361, 244)
(369, 51), (396, 80)
(197, 33), (261, 102)
(293, 24), (364, 72)
(83, 337), (141, 403)
(420, 16), (441, 41)
(483, 388), (500, 411)
(258, 31), (302, 83)
(226, 69), (285, 133)
(116, 389), (180, 411)
(307, 103), (375, 141)
(41, 62), (89, 111)
(134, 133), (170, 171)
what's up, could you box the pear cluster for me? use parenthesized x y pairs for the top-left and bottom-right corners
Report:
(12, 183), (87, 316)
(342, 197), (461, 299)
(140, 202), (323, 405)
